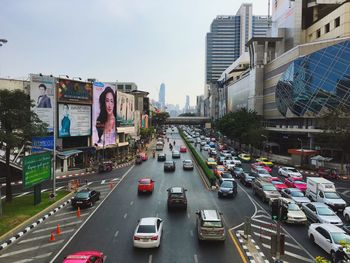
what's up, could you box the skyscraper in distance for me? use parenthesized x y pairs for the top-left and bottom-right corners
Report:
(159, 83), (165, 110)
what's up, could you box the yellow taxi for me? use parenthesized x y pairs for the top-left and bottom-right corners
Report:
(238, 153), (251, 162)
(206, 158), (217, 168)
(255, 157), (273, 167)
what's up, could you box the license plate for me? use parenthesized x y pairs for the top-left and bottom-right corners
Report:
(141, 238), (148, 242)
(76, 201), (82, 204)
(143, 190), (146, 192)
(223, 193), (227, 196)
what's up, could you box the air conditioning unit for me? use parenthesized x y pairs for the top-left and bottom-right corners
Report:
(276, 125), (280, 128)
(282, 125), (286, 128)
(293, 125), (299, 129)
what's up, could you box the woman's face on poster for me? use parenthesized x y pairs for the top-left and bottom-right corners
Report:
(105, 92), (114, 116)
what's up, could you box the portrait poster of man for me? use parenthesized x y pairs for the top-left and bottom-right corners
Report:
(30, 74), (55, 132)
(92, 82), (116, 147)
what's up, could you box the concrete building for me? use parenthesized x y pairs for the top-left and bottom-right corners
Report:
(159, 83), (165, 109)
(184, 95), (190, 113)
(116, 82), (138, 93)
(0, 77), (29, 92)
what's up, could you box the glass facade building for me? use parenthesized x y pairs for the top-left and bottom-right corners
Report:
(275, 40), (350, 117)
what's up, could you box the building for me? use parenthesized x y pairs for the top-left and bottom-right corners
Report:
(159, 83), (165, 109)
(116, 82), (138, 93)
(184, 95), (190, 113)
(196, 95), (205, 117)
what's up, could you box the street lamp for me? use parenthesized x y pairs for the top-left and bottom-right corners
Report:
(297, 138), (303, 166)
(0, 39), (8, 47)
(261, 134), (268, 155)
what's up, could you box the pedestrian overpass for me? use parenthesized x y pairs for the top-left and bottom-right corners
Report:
(165, 117), (211, 125)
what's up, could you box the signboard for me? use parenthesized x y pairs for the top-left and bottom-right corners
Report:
(205, 122), (212, 129)
(30, 74), (55, 132)
(23, 152), (51, 189)
(92, 82), (116, 146)
(32, 136), (54, 152)
(57, 79), (93, 103)
(58, 103), (91, 137)
(116, 91), (135, 127)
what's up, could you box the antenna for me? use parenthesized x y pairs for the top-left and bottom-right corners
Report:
(268, 0), (271, 27)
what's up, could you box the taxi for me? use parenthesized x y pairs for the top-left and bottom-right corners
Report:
(255, 157), (273, 167)
(284, 177), (307, 192)
(206, 158), (217, 168)
(238, 153), (251, 162)
(63, 251), (104, 263)
(213, 165), (226, 178)
(138, 178), (154, 194)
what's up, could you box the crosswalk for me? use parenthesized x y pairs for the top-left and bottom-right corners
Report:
(240, 210), (314, 263)
(0, 178), (120, 263)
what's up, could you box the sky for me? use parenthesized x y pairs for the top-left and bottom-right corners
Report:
(0, 0), (268, 108)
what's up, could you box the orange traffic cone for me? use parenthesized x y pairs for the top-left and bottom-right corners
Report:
(50, 232), (55, 241)
(56, 224), (61, 235)
(109, 181), (113, 190)
(77, 207), (81, 218)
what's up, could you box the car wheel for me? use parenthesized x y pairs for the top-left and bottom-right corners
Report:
(331, 250), (336, 263)
(262, 196), (267, 203)
(346, 214), (350, 222)
(252, 188), (256, 195)
(90, 202), (94, 207)
(309, 234), (315, 243)
(218, 193), (221, 198)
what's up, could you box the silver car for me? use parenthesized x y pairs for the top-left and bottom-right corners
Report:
(183, 159), (194, 170)
(172, 150), (181, 158)
(302, 202), (343, 226)
(196, 210), (226, 241)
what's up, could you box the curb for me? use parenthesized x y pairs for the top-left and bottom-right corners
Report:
(235, 231), (269, 263)
(0, 194), (74, 251)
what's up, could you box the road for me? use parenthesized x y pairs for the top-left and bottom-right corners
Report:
(50, 128), (254, 263)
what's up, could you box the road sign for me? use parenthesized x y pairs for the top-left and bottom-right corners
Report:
(23, 152), (51, 189)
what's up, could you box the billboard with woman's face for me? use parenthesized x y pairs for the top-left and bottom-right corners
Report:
(92, 82), (116, 146)
(116, 91), (135, 127)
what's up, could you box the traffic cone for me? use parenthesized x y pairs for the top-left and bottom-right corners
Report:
(50, 232), (55, 241)
(77, 207), (81, 218)
(56, 224), (61, 235)
(109, 181), (113, 190)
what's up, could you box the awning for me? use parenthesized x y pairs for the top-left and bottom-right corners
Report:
(310, 155), (333, 161)
(57, 150), (83, 159)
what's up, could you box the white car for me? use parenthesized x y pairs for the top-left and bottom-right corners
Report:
(278, 167), (303, 178)
(203, 145), (210, 151)
(308, 223), (350, 261)
(231, 157), (242, 166)
(343, 206), (350, 222)
(133, 217), (163, 248)
(224, 160), (236, 170)
(200, 141), (206, 146)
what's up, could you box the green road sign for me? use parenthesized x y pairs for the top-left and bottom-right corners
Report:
(23, 152), (51, 189)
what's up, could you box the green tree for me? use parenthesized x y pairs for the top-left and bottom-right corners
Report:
(178, 112), (196, 117)
(140, 128), (154, 139)
(152, 111), (170, 127)
(0, 89), (47, 202)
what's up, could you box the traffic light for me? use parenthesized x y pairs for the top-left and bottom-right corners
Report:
(271, 199), (279, 220)
(281, 205), (288, 221)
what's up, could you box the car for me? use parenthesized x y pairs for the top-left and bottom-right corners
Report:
(232, 166), (244, 178)
(203, 145), (210, 151)
(206, 158), (217, 168)
(264, 177), (287, 191)
(284, 177), (307, 192)
(239, 172), (255, 187)
(133, 217), (163, 248)
(278, 166), (303, 178)
(255, 157), (273, 167)
(157, 153), (166, 162)
(188, 137), (195, 143)
(196, 210), (226, 241)
(252, 180), (281, 204)
(216, 156), (226, 165)
(218, 180), (237, 198)
(254, 168), (272, 179)
(167, 186), (187, 210)
(281, 188), (311, 205)
(308, 223), (350, 262)
(179, 145), (187, 153)
(172, 150), (181, 158)
(71, 188), (100, 208)
(209, 149), (217, 157)
(252, 162), (272, 173)
(200, 141), (206, 146)
(223, 159), (236, 171)
(63, 251), (104, 263)
(278, 197), (307, 224)
(213, 165), (226, 178)
(219, 172), (234, 183)
(164, 161), (176, 172)
(231, 156), (242, 166)
(302, 202), (343, 226)
(238, 153), (251, 162)
(316, 167), (339, 180)
(183, 159), (194, 170)
(140, 152), (148, 161)
(138, 178), (154, 194)
(344, 207), (350, 222)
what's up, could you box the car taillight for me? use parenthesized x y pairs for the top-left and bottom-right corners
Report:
(134, 236), (141, 240)
(151, 235), (158, 240)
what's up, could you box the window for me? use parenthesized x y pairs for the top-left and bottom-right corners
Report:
(325, 23), (330, 33)
(316, 29), (321, 38)
(335, 17), (340, 28)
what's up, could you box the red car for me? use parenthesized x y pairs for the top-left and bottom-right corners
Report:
(138, 178), (154, 194)
(252, 162), (272, 173)
(268, 177), (287, 191)
(180, 145), (187, 153)
(140, 152), (148, 161)
(63, 251), (104, 263)
(284, 177), (307, 192)
(213, 165), (226, 178)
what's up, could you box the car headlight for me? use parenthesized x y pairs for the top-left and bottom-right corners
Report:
(228, 190), (233, 193)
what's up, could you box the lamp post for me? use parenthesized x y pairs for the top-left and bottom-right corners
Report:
(261, 134), (268, 156)
(297, 138), (303, 166)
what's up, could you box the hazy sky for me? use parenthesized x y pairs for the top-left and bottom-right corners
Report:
(0, 0), (268, 107)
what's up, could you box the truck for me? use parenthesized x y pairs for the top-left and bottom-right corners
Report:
(306, 177), (346, 212)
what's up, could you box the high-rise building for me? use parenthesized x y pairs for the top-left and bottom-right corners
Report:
(184, 95), (190, 113)
(159, 83), (165, 109)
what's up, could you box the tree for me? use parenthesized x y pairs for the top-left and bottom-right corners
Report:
(152, 111), (170, 127)
(178, 112), (196, 117)
(140, 127), (154, 139)
(0, 89), (47, 202)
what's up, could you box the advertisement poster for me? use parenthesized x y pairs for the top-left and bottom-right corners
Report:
(22, 152), (51, 189)
(133, 111), (141, 135)
(32, 136), (54, 152)
(57, 78), (92, 103)
(58, 104), (91, 137)
(30, 74), (55, 132)
(92, 82), (116, 146)
(116, 91), (135, 127)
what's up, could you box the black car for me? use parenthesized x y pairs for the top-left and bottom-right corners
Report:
(240, 172), (255, 187)
(164, 161), (176, 172)
(232, 166), (244, 178)
(218, 180), (237, 198)
(71, 188), (100, 208)
(219, 172), (234, 183)
(167, 186), (187, 210)
(158, 153), (166, 161)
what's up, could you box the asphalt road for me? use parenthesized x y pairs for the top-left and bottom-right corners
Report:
(51, 129), (254, 263)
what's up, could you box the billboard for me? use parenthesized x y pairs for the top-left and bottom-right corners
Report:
(116, 91), (135, 127)
(23, 152), (51, 189)
(57, 79), (92, 103)
(92, 82), (116, 146)
(58, 104), (91, 137)
(30, 74), (55, 132)
(32, 136), (54, 152)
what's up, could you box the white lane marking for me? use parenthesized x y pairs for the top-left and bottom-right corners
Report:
(56, 186), (64, 191)
(187, 213), (190, 219)
(14, 252), (53, 263)
(0, 240), (64, 258)
(148, 254), (152, 263)
(158, 200), (161, 205)
(103, 256), (107, 262)
(49, 165), (135, 263)
(41, 189), (48, 193)
(194, 254), (198, 263)
(124, 213), (127, 219)
(114, 230), (119, 238)
(251, 224), (278, 234)
(54, 210), (89, 217)
(46, 215), (84, 224)
(1, 196), (5, 200)
(87, 182), (93, 186)
(17, 192), (30, 197)
(101, 180), (106, 184)
(19, 229), (75, 244)
(130, 201), (134, 206)
(251, 217), (277, 225)
(252, 232), (300, 249)
(112, 178), (120, 181)
(261, 243), (314, 262)
(190, 230), (193, 237)
(33, 221), (82, 234)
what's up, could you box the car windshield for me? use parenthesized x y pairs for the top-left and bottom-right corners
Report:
(260, 158), (268, 162)
(235, 167), (243, 172)
(288, 168), (298, 173)
(218, 167), (225, 171)
(221, 181), (233, 188)
(139, 180), (151, 184)
(165, 162), (173, 165)
(324, 192), (341, 199)
(263, 185), (276, 191)
(75, 192), (89, 198)
(137, 225), (156, 233)
(290, 191), (304, 197)
(294, 181), (305, 184)
(208, 158), (215, 162)
(288, 203), (301, 211)
(272, 181), (283, 185)
(258, 170), (269, 174)
(317, 207), (335, 216)
(331, 233), (350, 245)
(183, 160), (192, 164)
(222, 173), (232, 178)
(202, 221), (223, 228)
